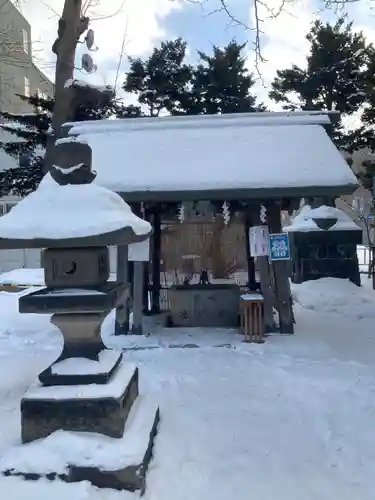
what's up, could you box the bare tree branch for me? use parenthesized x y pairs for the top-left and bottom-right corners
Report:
(178, 0), (292, 78)
(178, 0), (361, 79)
(114, 4), (129, 90)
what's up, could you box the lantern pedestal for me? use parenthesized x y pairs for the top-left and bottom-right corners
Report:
(21, 362), (139, 443)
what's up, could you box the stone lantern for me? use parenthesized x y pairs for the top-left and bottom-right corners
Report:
(0, 140), (159, 493)
(284, 205), (362, 286)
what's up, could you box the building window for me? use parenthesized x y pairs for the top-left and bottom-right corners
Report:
(24, 77), (30, 97)
(22, 29), (29, 53)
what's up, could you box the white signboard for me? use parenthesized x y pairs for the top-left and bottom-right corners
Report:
(249, 225), (269, 257)
(128, 238), (150, 262)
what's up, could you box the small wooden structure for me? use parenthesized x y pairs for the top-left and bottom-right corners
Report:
(63, 110), (359, 335)
(239, 293), (265, 343)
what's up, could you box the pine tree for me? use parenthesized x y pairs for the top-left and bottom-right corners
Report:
(123, 38), (193, 117)
(269, 18), (373, 147)
(190, 40), (263, 115)
(345, 53), (375, 153)
(0, 92), (135, 197)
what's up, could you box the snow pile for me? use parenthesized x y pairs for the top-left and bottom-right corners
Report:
(0, 268), (45, 286)
(284, 205), (360, 232)
(0, 173), (151, 240)
(64, 79), (114, 94)
(0, 395), (157, 474)
(291, 277), (375, 319)
(0, 268), (117, 287)
(55, 136), (88, 145)
(0, 278), (374, 498)
(0, 477), (127, 500)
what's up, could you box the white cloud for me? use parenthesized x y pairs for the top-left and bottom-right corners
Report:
(247, 0), (316, 106)
(245, 0), (375, 108)
(18, 0), (181, 87)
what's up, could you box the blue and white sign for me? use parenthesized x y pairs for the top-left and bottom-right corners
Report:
(268, 233), (291, 261)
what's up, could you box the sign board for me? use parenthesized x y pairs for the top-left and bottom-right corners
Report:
(128, 238), (150, 262)
(249, 225), (269, 257)
(268, 233), (291, 261)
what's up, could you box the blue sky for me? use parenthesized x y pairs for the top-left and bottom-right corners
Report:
(162, 0), (250, 55)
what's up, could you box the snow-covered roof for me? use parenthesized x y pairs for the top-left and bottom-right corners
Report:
(283, 205), (361, 232)
(66, 111), (358, 202)
(0, 173), (151, 248)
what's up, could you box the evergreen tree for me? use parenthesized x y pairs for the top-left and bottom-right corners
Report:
(0, 92), (138, 197)
(346, 55), (375, 152)
(269, 18), (373, 147)
(123, 38), (264, 116)
(123, 38), (193, 117)
(190, 40), (263, 115)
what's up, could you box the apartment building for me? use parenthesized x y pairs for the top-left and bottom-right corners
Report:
(0, 0), (54, 224)
(0, 0), (54, 114)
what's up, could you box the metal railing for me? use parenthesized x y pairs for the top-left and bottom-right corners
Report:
(357, 244), (371, 274)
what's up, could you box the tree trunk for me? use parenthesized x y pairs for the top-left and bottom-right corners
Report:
(44, 0), (88, 172)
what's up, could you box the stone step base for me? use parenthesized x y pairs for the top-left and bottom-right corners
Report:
(1, 395), (159, 493)
(21, 362), (139, 442)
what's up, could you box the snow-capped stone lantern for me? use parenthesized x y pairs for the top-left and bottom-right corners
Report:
(284, 205), (362, 286)
(0, 140), (159, 492)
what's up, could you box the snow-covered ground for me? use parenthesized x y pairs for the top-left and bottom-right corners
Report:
(0, 276), (374, 499)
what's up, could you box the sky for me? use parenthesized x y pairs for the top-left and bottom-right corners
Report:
(15, 0), (375, 108)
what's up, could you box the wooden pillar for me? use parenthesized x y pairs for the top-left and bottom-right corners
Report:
(266, 201), (294, 334)
(257, 256), (275, 333)
(150, 208), (161, 314)
(243, 209), (257, 290)
(132, 261), (144, 334)
(143, 263), (150, 314)
(128, 261), (134, 300)
(248, 204), (275, 332)
(115, 245), (129, 335)
(128, 203), (140, 307)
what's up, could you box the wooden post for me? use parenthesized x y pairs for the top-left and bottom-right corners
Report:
(143, 263), (149, 313)
(150, 209), (161, 315)
(257, 256), (275, 333)
(115, 245), (129, 335)
(131, 261), (144, 335)
(243, 209), (257, 290)
(266, 201), (294, 334)
(212, 214), (226, 279)
(249, 204), (275, 332)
